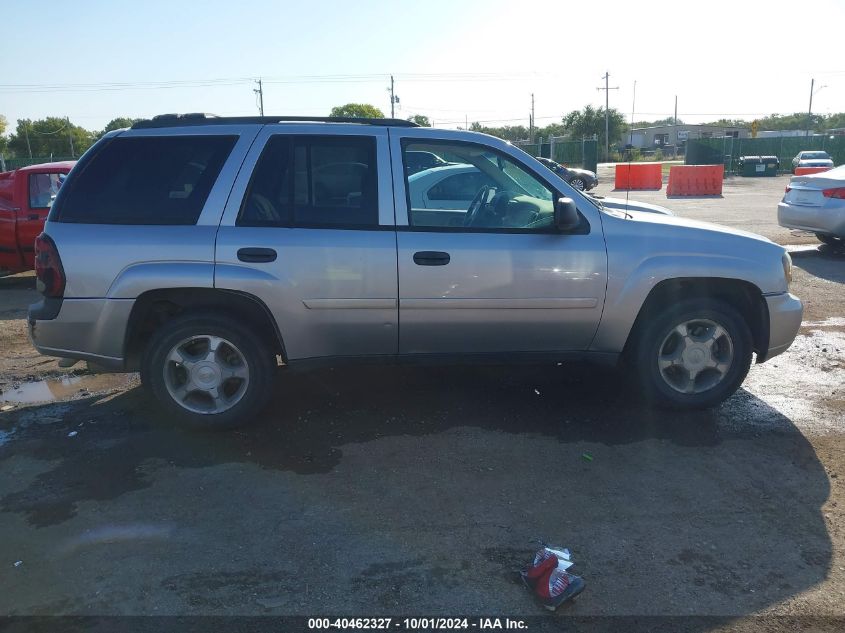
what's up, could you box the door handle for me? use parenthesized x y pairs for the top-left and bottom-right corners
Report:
(237, 247), (277, 263)
(28, 214), (39, 221)
(413, 251), (450, 266)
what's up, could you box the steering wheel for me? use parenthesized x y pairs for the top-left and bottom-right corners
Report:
(463, 185), (491, 227)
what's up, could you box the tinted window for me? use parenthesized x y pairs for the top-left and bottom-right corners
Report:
(239, 136), (291, 226)
(56, 135), (236, 224)
(239, 135), (378, 228)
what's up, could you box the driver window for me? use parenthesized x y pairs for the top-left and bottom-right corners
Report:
(402, 141), (555, 231)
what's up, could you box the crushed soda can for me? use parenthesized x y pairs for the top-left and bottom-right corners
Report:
(520, 543), (585, 610)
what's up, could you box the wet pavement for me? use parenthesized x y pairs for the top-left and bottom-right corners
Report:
(0, 182), (843, 628)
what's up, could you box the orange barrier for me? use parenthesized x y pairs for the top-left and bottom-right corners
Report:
(614, 163), (662, 190)
(666, 165), (724, 196)
(794, 166), (831, 176)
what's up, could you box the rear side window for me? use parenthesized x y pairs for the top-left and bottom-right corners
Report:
(239, 135), (378, 228)
(55, 135), (237, 224)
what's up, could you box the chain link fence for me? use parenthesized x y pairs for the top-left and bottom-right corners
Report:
(685, 136), (845, 173)
(514, 136), (599, 172)
(0, 155), (76, 171)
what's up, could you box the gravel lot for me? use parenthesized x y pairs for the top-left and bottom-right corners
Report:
(1, 172), (843, 631)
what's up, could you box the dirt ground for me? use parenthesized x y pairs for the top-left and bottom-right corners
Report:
(1, 175), (843, 631)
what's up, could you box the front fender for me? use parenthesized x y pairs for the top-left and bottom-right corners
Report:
(591, 253), (772, 354)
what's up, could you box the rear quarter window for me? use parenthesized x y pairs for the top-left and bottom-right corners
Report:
(54, 135), (237, 225)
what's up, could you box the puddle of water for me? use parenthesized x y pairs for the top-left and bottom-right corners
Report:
(0, 374), (130, 405)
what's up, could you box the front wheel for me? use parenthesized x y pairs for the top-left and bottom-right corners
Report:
(141, 312), (275, 429)
(569, 177), (586, 191)
(632, 299), (753, 409)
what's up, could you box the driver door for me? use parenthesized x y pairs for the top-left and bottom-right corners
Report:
(391, 133), (608, 356)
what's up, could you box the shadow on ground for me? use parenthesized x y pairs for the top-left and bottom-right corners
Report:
(792, 246), (845, 284)
(0, 363), (833, 625)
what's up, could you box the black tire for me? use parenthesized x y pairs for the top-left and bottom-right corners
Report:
(631, 298), (753, 409)
(569, 177), (586, 191)
(816, 233), (845, 248)
(140, 312), (275, 430)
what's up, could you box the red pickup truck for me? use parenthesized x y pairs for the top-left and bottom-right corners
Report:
(0, 161), (75, 275)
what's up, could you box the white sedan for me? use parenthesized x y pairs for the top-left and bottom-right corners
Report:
(778, 164), (845, 246)
(408, 163), (672, 218)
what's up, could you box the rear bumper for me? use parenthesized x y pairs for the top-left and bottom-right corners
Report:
(762, 292), (803, 361)
(778, 201), (845, 237)
(28, 297), (133, 371)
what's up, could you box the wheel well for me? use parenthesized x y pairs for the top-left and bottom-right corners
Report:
(623, 278), (770, 360)
(124, 288), (285, 371)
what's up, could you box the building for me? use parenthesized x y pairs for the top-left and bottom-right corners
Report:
(627, 124), (750, 150)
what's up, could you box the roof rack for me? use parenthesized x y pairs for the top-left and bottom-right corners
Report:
(131, 113), (419, 129)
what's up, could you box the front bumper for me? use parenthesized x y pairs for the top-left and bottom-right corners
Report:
(763, 292), (803, 360)
(28, 297), (134, 371)
(777, 201), (845, 238)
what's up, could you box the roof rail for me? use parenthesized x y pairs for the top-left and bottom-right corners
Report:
(131, 113), (419, 129)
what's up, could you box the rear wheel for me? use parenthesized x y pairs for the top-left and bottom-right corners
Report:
(569, 176), (586, 191)
(816, 233), (845, 248)
(141, 312), (275, 429)
(632, 299), (753, 409)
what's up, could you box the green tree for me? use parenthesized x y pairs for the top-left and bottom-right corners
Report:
(562, 105), (626, 153)
(0, 114), (7, 155)
(407, 114), (431, 127)
(632, 117), (684, 128)
(96, 116), (142, 139)
(329, 103), (385, 119)
(8, 117), (94, 159)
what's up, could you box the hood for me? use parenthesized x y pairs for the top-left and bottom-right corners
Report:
(566, 167), (596, 178)
(622, 208), (775, 245)
(600, 196), (673, 216)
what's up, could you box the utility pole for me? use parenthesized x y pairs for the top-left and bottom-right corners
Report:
(24, 122), (32, 159)
(66, 116), (75, 158)
(674, 95), (679, 159)
(629, 81), (636, 147)
(807, 78), (814, 137)
(254, 79), (264, 116)
(389, 75), (400, 118)
(530, 93), (535, 140)
(596, 71), (619, 161)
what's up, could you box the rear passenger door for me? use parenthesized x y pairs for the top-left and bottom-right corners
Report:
(215, 125), (398, 361)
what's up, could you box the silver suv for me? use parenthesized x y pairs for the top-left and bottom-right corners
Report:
(29, 114), (803, 428)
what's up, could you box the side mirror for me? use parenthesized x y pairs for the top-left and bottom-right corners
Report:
(554, 197), (580, 232)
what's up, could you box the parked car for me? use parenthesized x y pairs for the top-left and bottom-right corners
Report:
(536, 157), (598, 191)
(778, 164), (845, 246)
(791, 150), (834, 173)
(29, 114), (802, 428)
(409, 163), (671, 221)
(0, 161), (75, 276)
(404, 150), (450, 175)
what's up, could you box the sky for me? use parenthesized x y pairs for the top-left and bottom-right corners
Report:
(2, 0), (844, 135)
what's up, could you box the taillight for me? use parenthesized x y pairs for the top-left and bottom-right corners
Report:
(34, 233), (66, 298)
(785, 186), (792, 193)
(822, 187), (845, 199)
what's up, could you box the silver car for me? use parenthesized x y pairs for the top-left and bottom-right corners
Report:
(778, 164), (845, 246)
(791, 150), (834, 173)
(29, 114), (802, 429)
(408, 163), (672, 220)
